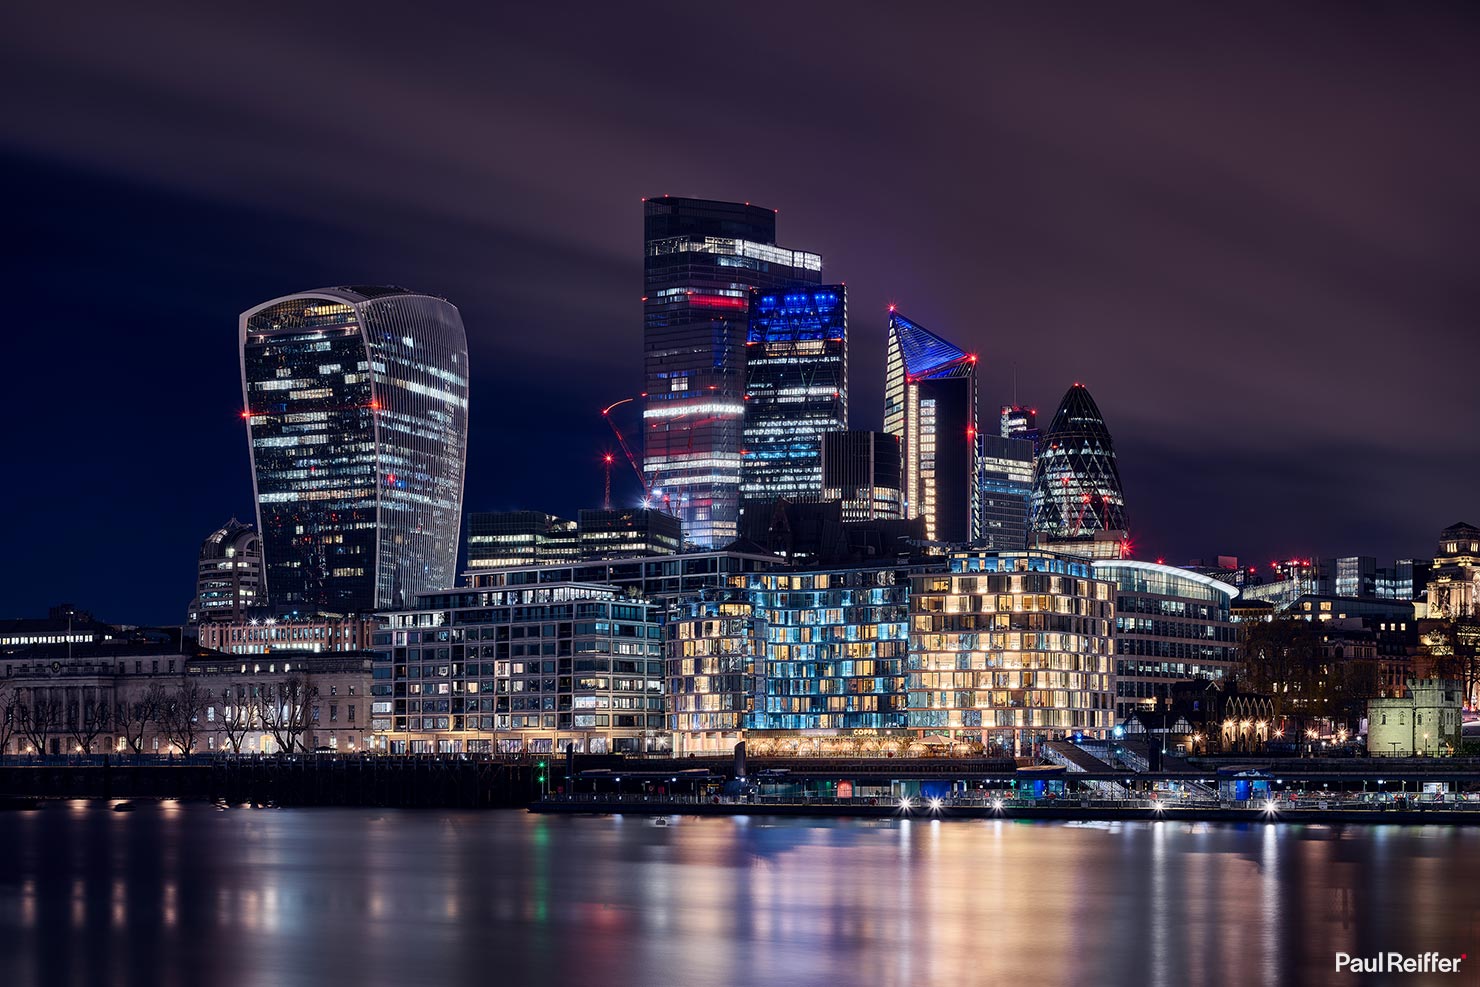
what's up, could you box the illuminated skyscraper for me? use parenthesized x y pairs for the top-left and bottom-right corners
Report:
(643, 197), (822, 549)
(821, 430), (903, 521)
(976, 434), (1034, 551)
(1029, 383), (1129, 548)
(882, 309), (978, 543)
(740, 285), (847, 509)
(240, 286), (469, 615)
(1000, 404), (1040, 451)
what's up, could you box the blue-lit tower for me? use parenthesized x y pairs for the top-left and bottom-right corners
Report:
(740, 285), (847, 510)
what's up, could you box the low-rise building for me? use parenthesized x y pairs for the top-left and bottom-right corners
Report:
(1367, 678), (1462, 756)
(0, 643), (372, 755)
(195, 615), (382, 654)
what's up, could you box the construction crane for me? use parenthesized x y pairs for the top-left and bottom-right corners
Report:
(602, 453), (615, 509)
(601, 397), (652, 501)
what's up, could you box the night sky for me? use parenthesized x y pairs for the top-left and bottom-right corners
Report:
(4, 3), (1478, 625)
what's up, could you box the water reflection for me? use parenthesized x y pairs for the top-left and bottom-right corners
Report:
(2, 805), (1479, 986)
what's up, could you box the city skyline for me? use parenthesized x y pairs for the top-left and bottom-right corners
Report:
(5, 4), (1480, 625)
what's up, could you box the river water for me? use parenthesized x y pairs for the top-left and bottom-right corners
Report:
(1, 802), (1476, 986)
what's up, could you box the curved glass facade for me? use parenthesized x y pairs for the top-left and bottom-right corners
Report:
(908, 551), (1115, 753)
(240, 287), (469, 615)
(1029, 383), (1128, 538)
(1093, 560), (1239, 718)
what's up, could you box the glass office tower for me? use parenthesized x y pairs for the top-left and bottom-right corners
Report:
(740, 285), (848, 509)
(883, 309), (978, 544)
(643, 197), (822, 549)
(240, 286), (469, 615)
(1028, 383), (1129, 543)
(976, 434), (1035, 551)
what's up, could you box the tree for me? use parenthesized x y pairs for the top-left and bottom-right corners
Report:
(0, 683), (18, 758)
(1423, 618), (1480, 707)
(158, 682), (212, 755)
(15, 694), (61, 755)
(116, 685), (165, 755)
(66, 693), (112, 755)
(216, 685), (257, 754)
(261, 675), (315, 754)
(1241, 618), (1379, 730)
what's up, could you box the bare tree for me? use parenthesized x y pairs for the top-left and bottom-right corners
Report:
(66, 693), (112, 755)
(261, 675), (315, 754)
(158, 682), (212, 755)
(115, 685), (165, 755)
(15, 694), (61, 755)
(1424, 618), (1480, 706)
(0, 683), (18, 758)
(216, 685), (256, 754)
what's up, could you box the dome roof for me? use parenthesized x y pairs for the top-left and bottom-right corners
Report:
(200, 518), (259, 560)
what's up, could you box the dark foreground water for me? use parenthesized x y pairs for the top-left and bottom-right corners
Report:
(2, 803), (1478, 987)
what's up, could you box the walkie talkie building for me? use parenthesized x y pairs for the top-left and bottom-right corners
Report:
(239, 286), (469, 615)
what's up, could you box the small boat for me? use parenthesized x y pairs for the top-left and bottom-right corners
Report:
(654, 817), (669, 826)
(111, 801), (136, 813)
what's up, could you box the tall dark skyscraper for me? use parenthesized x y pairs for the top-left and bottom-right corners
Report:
(1029, 383), (1129, 545)
(821, 430), (904, 521)
(240, 286), (469, 615)
(740, 285), (847, 509)
(976, 434), (1035, 551)
(643, 197), (822, 549)
(883, 309), (978, 543)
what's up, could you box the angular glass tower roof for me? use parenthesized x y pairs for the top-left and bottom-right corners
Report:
(1029, 383), (1128, 538)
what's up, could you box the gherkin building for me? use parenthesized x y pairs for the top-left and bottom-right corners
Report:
(1029, 383), (1128, 538)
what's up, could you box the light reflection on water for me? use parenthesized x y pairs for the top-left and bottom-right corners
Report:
(1, 805), (1478, 987)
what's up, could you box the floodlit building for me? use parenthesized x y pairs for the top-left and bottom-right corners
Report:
(883, 309), (978, 544)
(187, 519), (266, 624)
(907, 551), (1115, 754)
(643, 197), (822, 549)
(1092, 559), (1240, 719)
(740, 286), (847, 510)
(240, 286), (469, 615)
(1427, 522), (1480, 619)
(1367, 678), (1462, 756)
